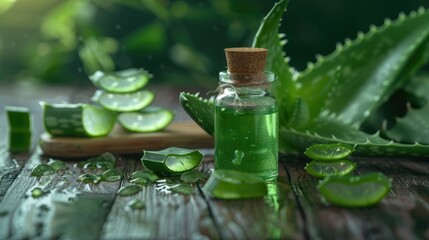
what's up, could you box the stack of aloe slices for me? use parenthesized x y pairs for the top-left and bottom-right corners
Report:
(304, 143), (392, 207)
(42, 69), (174, 137)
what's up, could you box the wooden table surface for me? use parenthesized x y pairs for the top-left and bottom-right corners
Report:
(1, 83), (429, 240)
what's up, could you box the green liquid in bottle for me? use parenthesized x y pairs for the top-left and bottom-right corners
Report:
(214, 104), (278, 181)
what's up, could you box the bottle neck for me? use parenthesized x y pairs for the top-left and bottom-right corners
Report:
(218, 71), (276, 86)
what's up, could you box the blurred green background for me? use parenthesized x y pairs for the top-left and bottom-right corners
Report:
(1, 0), (428, 90)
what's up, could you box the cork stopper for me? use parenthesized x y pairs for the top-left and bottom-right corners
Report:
(224, 47), (267, 84)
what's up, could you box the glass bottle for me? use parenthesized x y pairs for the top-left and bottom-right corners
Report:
(214, 48), (278, 181)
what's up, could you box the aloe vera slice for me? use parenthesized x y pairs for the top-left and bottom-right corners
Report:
(92, 90), (154, 112)
(6, 106), (32, 152)
(118, 106), (174, 132)
(304, 159), (356, 178)
(202, 169), (267, 199)
(318, 173), (391, 207)
(141, 147), (204, 175)
(304, 143), (355, 161)
(89, 69), (150, 93)
(41, 102), (116, 137)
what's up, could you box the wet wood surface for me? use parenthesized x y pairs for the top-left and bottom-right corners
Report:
(1, 83), (429, 239)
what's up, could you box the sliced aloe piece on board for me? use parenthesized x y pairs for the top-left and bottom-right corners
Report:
(318, 173), (392, 207)
(89, 68), (150, 93)
(141, 147), (204, 175)
(203, 169), (268, 199)
(41, 102), (116, 137)
(118, 106), (174, 132)
(92, 90), (155, 112)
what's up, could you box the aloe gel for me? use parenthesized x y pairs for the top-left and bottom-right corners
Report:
(214, 48), (278, 181)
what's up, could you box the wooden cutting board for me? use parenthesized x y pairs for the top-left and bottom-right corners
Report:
(40, 122), (213, 158)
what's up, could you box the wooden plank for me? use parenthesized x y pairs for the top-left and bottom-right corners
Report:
(101, 155), (220, 239)
(285, 155), (429, 240)
(40, 122), (214, 158)
(358, 158), (429, 239)
(0, 148), (123, 239)
(199, 159), (304, 239)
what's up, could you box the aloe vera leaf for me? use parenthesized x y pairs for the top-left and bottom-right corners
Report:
(179, 92), (214, 136)
(251, 1), (429, 128)
(383, 103), (429, 144)
(180, 91), (429, 157)
(252, 0), (294, 123)
(281, 117), (429, 157)
(295, 8), (429, 126)
(404, 73), (429, 105)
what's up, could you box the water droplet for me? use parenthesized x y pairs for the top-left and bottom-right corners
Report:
(118, 185), (141, 196)
(180, 171), (210, 183)
(48, 159), (68, 171)
(232, 150), (244, 166)
(77, 173), (102, 184)
(128, 199), (145, 210)
(31, 187), (45, 198)
(170, 183), (194, 195)
(31, 163), (54, 177)
(131, 170), (159, 183)
(101, 169), (122, 182)
(130, 177), (150, 185)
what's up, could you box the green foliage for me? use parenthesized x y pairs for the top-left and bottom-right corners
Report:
(0, 0), (273, 85)
(2, 0), (427, 87)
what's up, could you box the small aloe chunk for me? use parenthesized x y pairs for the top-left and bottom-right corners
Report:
(141, 147), (204, 175)
(41, 102), (116, 137)
(203, 170), (267, 199)
(6, 106), (32, 152)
